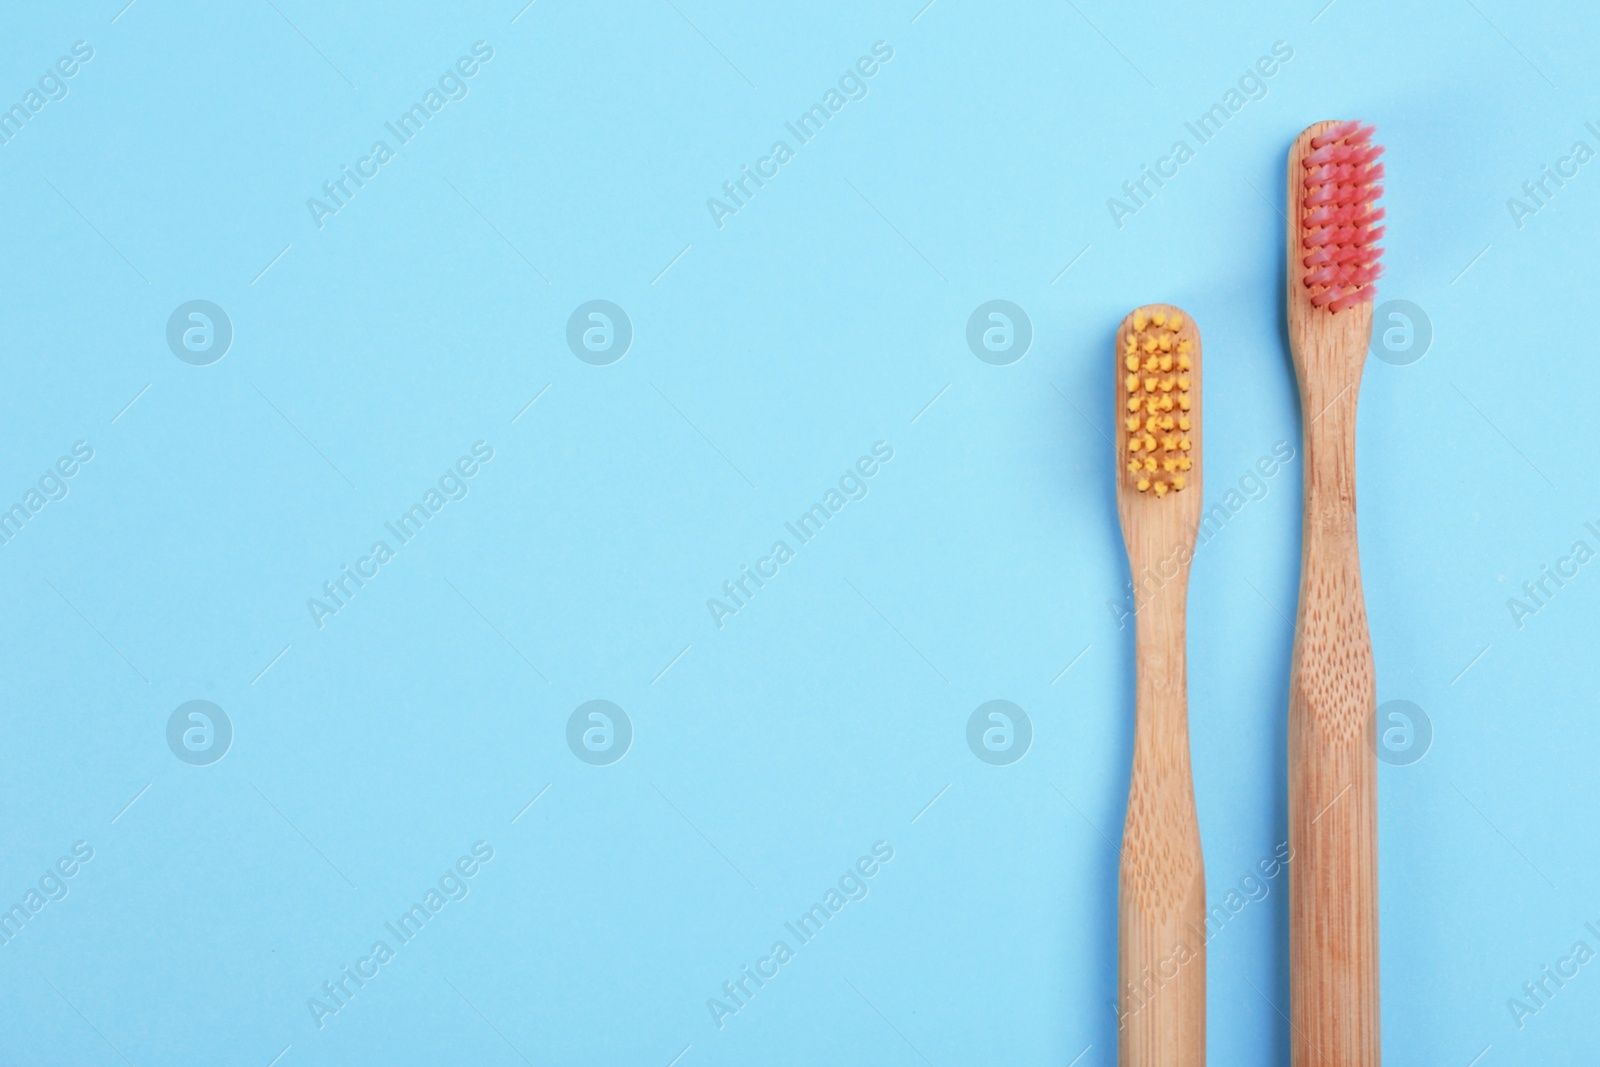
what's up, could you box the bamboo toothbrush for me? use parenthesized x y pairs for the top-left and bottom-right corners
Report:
(1285, 119), (1386, 1066)
(1115, 304), (1204, 1067)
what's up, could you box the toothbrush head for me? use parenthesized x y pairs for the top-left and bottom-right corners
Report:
(1117, 306), (1198, 500)
(1297, 120), (1385, 313)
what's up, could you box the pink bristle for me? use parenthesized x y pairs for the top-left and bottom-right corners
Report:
(1306, 142), (1384, 167)
(1299, 121), (1385, 312)
(1306, 205), (1385, 228)
(1308, 120), (1359, 148)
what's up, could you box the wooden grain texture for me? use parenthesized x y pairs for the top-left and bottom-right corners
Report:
(1286, 121), (1381, 1067)
(1115, 304), (1205, 1067)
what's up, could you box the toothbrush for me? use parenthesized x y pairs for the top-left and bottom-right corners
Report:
(1115, 304), (1205, 1067)
(1286, 119), (1385, 1066)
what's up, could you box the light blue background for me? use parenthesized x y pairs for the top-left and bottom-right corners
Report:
(1, 1), (1594, 1064)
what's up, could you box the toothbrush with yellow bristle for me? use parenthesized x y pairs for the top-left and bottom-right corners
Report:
(1285, 119), (1386, 1067)
(1114, 305), (1204, 1067)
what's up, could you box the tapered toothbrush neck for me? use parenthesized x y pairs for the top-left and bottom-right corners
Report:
(1131, 571), (1190, 717)
(1299, 372), (1362, 535)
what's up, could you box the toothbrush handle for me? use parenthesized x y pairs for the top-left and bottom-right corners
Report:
(1119, 594), (1205, 1067)
(1289, 402), (1380, 1067)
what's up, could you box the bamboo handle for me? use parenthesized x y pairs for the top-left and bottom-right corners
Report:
(1285, 119), (1382, 1066)
(1119, 593), (1205, 1066)
(1288, 393), (1380, 1067)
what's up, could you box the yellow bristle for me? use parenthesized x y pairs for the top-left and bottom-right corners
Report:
(1119, 307), (1195, 503)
